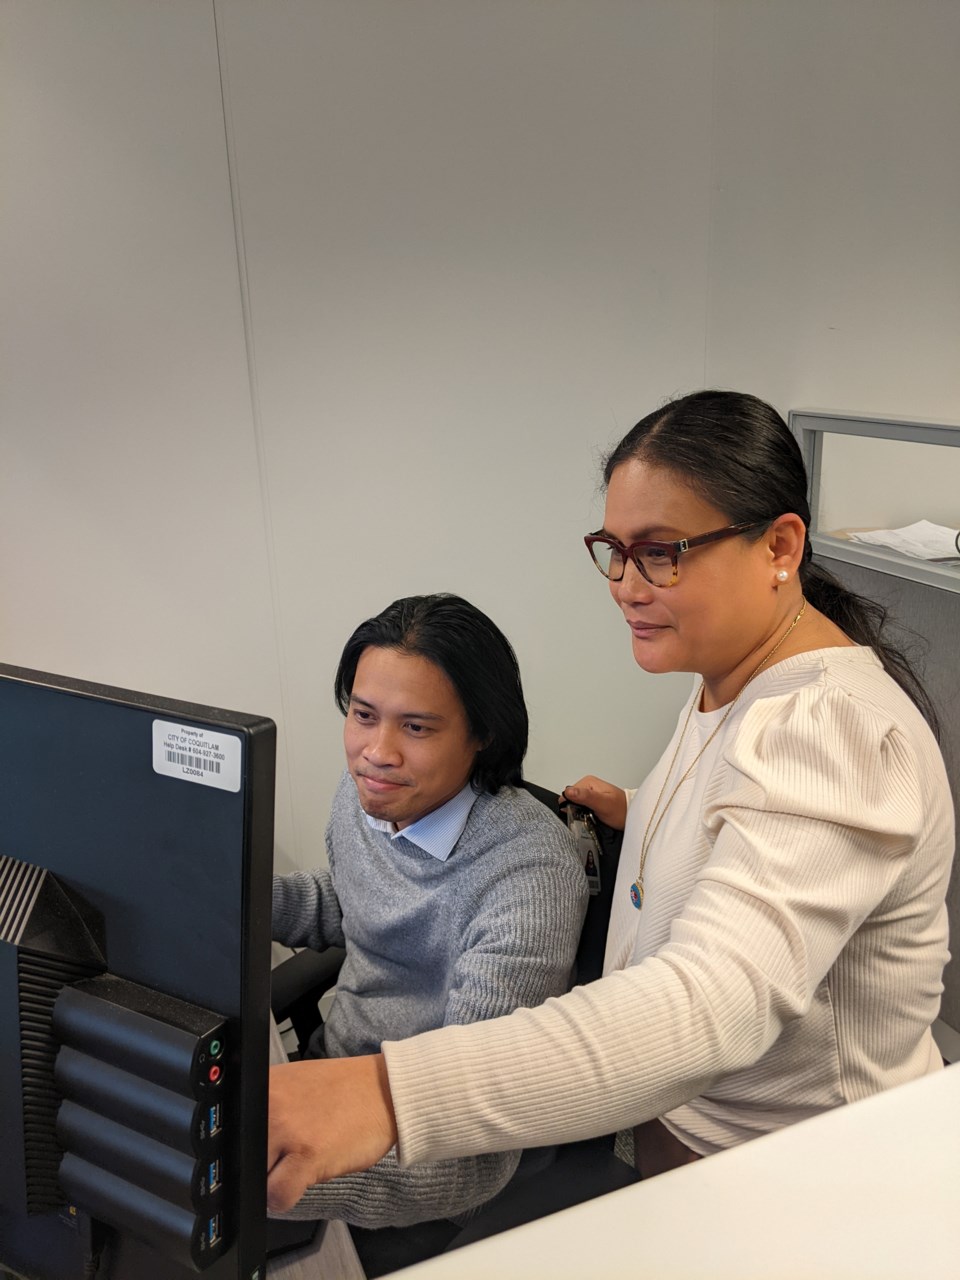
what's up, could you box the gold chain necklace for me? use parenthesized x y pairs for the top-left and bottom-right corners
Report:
(629, 600), (807, 910)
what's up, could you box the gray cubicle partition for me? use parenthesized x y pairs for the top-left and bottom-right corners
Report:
(821, 557), (960, 1043)
(790, 409), (960, 1049)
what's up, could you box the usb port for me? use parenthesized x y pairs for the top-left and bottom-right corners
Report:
(207, 1158), (221, 1194)
(207, 1212), (222, 1248)
(208, 1103), (221, 1138)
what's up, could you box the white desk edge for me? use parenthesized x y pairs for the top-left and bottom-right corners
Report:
(392, 1064), (960, 1280)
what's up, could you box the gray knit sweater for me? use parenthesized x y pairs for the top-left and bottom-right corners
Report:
(271, 773), (587, 1226)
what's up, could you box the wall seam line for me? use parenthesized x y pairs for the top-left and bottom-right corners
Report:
(701, 0), (721, 389)
(212, 0), (301, 866)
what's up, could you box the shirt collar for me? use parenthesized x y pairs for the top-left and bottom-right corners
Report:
(363, 782), (478, 861)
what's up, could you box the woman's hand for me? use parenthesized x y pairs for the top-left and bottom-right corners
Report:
(561, 776), (628, 831)
(267, 1054), (398, 1213)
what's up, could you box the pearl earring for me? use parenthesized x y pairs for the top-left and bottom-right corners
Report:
(776, 570), (789, 583)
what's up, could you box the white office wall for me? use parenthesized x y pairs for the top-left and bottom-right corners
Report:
(0, 2), (297, 854)
(705, 0), (960, 550)
(2, 1), (959, 872)
(704, 0), (960, 418)
(214, 0), (712, 866)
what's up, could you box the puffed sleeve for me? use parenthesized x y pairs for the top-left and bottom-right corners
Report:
(689, 684), (925, 1026)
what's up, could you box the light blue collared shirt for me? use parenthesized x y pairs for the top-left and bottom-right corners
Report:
(363, 782), (478, 861)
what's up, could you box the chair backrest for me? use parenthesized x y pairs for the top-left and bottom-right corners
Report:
(521, 781), (623, 986)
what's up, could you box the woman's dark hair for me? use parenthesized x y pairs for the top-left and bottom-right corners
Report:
(334, 593), (529, 793)
(603, 389), (939, 735)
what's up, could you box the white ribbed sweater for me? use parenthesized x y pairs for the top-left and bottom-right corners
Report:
(384, 648), (954, 1166)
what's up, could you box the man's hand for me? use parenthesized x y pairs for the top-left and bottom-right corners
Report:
(561, 776), (628, 831)
(267, 1054), (398, 1213)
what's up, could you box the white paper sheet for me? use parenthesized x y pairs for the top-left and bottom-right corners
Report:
(847, 519), (960, 561)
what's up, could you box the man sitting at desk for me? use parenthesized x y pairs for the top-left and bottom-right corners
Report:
(271, 593), (587, 1226)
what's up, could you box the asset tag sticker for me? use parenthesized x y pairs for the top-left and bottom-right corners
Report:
(152, 720), (242, 793)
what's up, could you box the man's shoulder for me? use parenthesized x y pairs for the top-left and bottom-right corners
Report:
(459, 789), (586, 914)
(465, 785), (577, 856)
(473, 781), (560, 819)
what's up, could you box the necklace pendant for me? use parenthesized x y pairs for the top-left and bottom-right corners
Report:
(629, 880), (644, 910)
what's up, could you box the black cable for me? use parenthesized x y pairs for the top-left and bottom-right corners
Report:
(76, 1210), (104, 1279)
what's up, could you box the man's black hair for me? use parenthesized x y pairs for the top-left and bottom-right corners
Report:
(334, 593), (528, 794)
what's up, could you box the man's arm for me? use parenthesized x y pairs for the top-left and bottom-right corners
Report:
(443, 841), (588, 1028)
(272, 868), (345, 950)
(270, 1131), (518, 1226)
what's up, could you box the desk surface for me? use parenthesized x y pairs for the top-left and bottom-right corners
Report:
(393, 1065), (960, 1280)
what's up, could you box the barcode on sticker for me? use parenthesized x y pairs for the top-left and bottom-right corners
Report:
(164, 750), (221, 775)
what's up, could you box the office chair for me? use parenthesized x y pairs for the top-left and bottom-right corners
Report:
(269, 781), (634, 1276)
(271, 943), (346, 1059)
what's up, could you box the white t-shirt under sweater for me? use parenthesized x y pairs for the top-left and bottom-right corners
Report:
(383, 647), (954, 1168)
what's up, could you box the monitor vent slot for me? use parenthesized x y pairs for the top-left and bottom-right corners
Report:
(0, 854), (46, 944)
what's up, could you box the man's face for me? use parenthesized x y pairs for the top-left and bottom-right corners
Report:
(343, 646), (481, 831)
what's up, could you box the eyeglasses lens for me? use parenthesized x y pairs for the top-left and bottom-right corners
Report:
(638, 546), (675, 586)
(590, 542), (622, 578)
(591, 541), (675, 586)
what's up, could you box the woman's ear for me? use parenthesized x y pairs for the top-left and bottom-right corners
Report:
(767, 513), (806, 581)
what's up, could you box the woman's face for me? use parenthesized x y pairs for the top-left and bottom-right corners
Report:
(602, 458), (776, 685)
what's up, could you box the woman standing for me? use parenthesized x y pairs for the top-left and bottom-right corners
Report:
(267, 390), (953, 1209)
